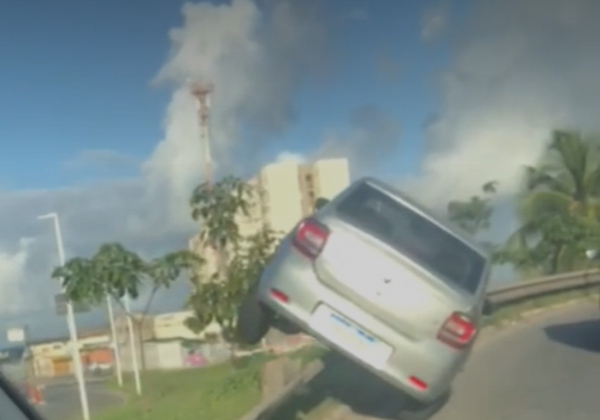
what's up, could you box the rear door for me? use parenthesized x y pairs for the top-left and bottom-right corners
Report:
(313, 182), (486, 340)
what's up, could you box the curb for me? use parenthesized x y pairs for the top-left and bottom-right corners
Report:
(34, 376), (109, 389)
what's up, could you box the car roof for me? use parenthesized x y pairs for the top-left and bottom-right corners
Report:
(352, 176), (490, 258)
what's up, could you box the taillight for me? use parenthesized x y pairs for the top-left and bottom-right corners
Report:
(437, 312), (476, 350)
(292, 218), (329, 259)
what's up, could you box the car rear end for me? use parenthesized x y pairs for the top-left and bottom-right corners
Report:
(256, 177), (491, 402)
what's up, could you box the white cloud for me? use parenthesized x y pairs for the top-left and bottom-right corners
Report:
(0, 0), (331, 341)
(315, 105), (401, 177)
(64, 149), (140, 171)
(420, 3), (449, 42)
(0, 238), (34, 314)
(275, 151), (307, 164)
(407, 0), (600, 209)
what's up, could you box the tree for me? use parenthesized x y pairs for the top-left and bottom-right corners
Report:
(186, 176), (280, 354)
(447, 181), (498, 236)
(498, 130), (600, 275)
(189, 176), (253, 288)
(53, 243), (203, 370)
(186, 227), (279, 350)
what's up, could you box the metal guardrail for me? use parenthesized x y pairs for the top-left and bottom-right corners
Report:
(487, 269), (600, 305)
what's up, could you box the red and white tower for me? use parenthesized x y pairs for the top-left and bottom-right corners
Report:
(191, 81), (215, 187)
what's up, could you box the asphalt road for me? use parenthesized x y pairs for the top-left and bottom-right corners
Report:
(432, 302), (600, 420)
(266, 302), (600, 420)
(30, 303), (600, 420)
(36, 382), (124, 420)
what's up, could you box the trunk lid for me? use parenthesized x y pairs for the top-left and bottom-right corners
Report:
(313, 220), (472, 339)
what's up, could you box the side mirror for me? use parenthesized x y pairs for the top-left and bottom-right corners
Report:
(482, 298), (496, 316)
(586, 249), (599, 261)
(314, 197), (330, 211)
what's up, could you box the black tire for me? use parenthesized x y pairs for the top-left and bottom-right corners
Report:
(236, 292), (272, 345)
(397, 390), (450, 420)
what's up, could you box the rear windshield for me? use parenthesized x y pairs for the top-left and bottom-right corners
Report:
(335, 183), (487, 294)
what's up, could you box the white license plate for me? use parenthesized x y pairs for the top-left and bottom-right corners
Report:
(310, 305), (392, 369)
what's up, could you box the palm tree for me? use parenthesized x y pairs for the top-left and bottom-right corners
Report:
(447, 181), (498, 236)
(499, 130), (600, 275)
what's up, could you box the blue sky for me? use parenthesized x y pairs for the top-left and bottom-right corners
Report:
(0, 0), (597, 344)
(0, 0), (457, 190)
(0, 0), (499, 342)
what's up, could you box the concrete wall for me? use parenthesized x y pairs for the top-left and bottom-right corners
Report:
(144, 341), (185, 370)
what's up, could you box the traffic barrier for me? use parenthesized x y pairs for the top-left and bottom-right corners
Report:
(487, 269), (600, 306)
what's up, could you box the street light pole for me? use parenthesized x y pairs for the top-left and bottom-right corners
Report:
(106, 294), (123, 386)
(38, 213), (90, 420)
(123, 294), (142, 395)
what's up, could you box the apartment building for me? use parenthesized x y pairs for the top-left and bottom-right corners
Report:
(189, 158), (350, 281)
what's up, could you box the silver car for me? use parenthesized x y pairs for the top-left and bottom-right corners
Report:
(237, 177), (494, 419)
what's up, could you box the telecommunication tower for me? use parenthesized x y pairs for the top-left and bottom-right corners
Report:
(191, 81), (215, 186)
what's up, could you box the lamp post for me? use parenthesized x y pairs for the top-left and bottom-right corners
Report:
(123, 294), (142, 395)
(106, 294), (123, 386)
(38, 213), (90, 420)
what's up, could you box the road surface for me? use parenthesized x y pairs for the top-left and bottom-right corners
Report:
(266, 302), (600, 420)
(432, 302), (600, 420)
(37, 381), (124, 420)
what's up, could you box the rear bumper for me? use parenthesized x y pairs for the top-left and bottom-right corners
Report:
(256, 251), (469, 403)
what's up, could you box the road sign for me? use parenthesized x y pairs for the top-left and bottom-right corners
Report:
(54, 293), (91, 316)
(6, 327), (25, 343)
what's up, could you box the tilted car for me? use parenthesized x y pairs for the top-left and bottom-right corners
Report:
(237, 177), (494, 419)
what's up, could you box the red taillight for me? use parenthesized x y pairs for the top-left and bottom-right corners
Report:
(269, 288), (289, 303)
(437, 312), (476, 350)
(408, 376), (428, 391)
(292, 218), (329, 259)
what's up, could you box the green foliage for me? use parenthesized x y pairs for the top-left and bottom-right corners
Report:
(186, 175), (281, 344)
(186, 227), (280, 342)
(190, 176), (253, 250)
(146, 250), (205, 289)
(447, 181), (498, 236)
(499, 129), (600, 275)
(52, 243), (203, 310)
(52, 257), (104, 305)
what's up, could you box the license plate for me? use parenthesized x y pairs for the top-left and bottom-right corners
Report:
(310, 305), (392, 369)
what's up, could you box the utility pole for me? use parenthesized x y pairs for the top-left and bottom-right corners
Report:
(190, 81), (214, 187)
(106, 294), (122, 386)
(38, 213), (90, 420)
(124, 295), (142, 395)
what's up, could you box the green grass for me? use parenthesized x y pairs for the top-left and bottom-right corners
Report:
(91, 288), (598, 420)
(92, 346), (324, 420)
(94, 358), (264, 420)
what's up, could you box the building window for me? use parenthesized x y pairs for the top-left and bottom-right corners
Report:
(305, 174), (313, 183)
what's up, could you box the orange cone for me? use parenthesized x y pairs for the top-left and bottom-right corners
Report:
(26, 384), (44, 405)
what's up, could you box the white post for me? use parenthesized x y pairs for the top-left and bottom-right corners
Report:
(123, 295), (142, 395)
(106, 294), (123, 386)
(39, 213), (90, 420)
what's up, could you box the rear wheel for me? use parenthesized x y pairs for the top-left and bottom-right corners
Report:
(236, 291), (272, 345)
(397, 390), (450, 420)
